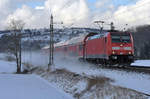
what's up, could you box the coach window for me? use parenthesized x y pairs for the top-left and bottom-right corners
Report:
(79, 45), (83, 51)
(64, 47), (67, 51)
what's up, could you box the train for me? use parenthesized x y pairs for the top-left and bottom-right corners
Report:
(53, 30), (134, 65)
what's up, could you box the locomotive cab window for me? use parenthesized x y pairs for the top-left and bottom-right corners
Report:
(111, 33), (131, 43)
(88, 34), (102, 40)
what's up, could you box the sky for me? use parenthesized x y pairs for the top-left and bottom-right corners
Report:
(0, 0), (150, 30)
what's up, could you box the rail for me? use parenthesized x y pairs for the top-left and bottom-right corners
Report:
(98, 64), (150, 74)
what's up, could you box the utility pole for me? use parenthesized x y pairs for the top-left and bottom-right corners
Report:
(48, 14), (54, 70)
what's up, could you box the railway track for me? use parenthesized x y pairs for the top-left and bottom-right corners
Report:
(98, 65), (150, 74)
(126, 66), (150, 74)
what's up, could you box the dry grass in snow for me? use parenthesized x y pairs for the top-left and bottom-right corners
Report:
(29, 67), (148, 99)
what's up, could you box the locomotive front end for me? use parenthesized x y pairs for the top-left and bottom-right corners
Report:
(110, 32), (134, 64)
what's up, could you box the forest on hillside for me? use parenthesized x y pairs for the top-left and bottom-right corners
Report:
(130, 25), (150, 59)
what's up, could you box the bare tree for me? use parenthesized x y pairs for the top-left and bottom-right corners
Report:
(7, 19), (25, 73)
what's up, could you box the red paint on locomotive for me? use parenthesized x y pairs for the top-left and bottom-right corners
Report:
(53, 31), (134, 64)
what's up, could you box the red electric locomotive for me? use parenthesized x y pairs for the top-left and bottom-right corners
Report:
(85, 31), (134, 65)
(54, 31), (134, 65)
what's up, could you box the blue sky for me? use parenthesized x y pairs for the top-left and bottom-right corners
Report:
(86, 0), (138, 13)
(26, 1), (44, 8)
(16, 0), (45, 9)
(88, 0), (137, 6)
(22, 0), (138, 9)
(111, 0), (138, 6)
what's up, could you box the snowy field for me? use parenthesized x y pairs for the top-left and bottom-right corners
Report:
(0, 53), (73, 99)
(18, 51), (150, 95)
(131, 60), (150, 67)
(21, 51), (49, 67)
(0, 52), (150, 97)
(53, 56), (150, 95)
(0, 74), (72, 99)
(0, 60), (16, 73)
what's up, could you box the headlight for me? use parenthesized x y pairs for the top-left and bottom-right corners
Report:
(112, 47), (120, 50)
(124, 47), (131, 50)
(112, 51), (115, 54)
(129, 52), (131, 54)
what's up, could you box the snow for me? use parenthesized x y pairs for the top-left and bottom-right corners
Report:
(21, 51), (49, 67)
(0, 53), (73, 99)
(73, 80), (87, 93)
(0, 60), (16, 73)
(0, 74), (73, 99)
(102, 70), (150, 95)
(65, 34), (87, 45)
(0, 53), (7, 59)
(20, 51), (150, 95)
(53, 57), (150, 95)
(1, 51), (150, 97)
(131, 60), (150, 67)
(43, 33), (88, 49)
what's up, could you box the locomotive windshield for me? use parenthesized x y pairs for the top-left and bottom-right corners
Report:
(111, 33), (131, 43)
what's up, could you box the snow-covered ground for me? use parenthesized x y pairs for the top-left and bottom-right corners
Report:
(0, 60), (16, 73)
(15, 51), (150, 95)
(21, 50), (49, 67)
(131, 60), (150, 67)
(0, 74), (73, 99)
(1, 52), (150, 97)
(0, 53), (73, 99)
(53, 56), (150, 95)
